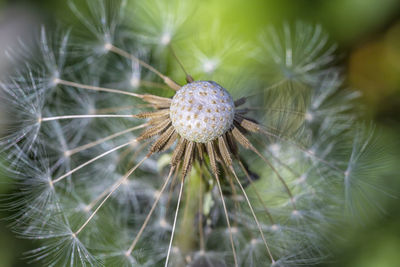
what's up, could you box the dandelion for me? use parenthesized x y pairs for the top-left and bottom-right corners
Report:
(0, 1), (392, 267)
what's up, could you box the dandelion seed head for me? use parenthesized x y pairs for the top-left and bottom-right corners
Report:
(271, 224), (280, 231)
(269, 143), (281, 154)
(82, 204), (91, 213)
(88, 106), (96, 115)
(159, 218), (169, 229)
(172, 246), (180, 254)
(298, 174), (307, 183)
(250, 238), (259, 245)
(50, 76), (60, 87)
(48, 178), (54, 189)
(160, 32), (172, 45)
(63, 150), (71, 158)
(170, 81), (234, 143)
(129, 76), (140, 88)
(104, 42), (112, 51)
(121, 178), (129, 186)
(153, 189), (161, 198)
(260, 22), (337, 85)
(305, 111), (313, 122)
(291, 210), (301, 217)
(202, 59), (218, 73)
(230, 226), (239, 234)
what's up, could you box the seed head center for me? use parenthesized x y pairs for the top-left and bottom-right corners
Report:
(170, 81), (235, 143)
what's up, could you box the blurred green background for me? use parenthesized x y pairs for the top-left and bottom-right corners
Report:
(0, 0), (399, 266)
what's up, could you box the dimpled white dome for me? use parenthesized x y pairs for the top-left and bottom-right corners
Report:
(170, 81), (235, 143)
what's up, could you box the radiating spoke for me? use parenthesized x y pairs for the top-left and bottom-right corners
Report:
(214, 171), (239, 267)
(236, 158), (275, 224)
(232, 127), (296, 209)
(169, 44), (194, 83)
(229, 166), (275, 264)
(106, 44), (181, 91)
(238, 107), (306, 117)
(125, 167), (175, 256)
(74, 156), (149, 235)
(139, 80), (171, 90)
(221, 163), (241, 220)
(84, 152), (152, 211)
(52, 139), (138, 184)
(206, 141), (238, 267)
(166, 163), (181, 212)
(250, 146), (297, 209)
(55, 79), (144, 98)
(94, 105), (136, 114)
(65, 123), (148, 157)
(198, 169), (205, 252)
(40, 114), (135, 122)
(165, 176), (185, 267)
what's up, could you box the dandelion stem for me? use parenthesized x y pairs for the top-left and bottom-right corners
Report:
(165, 176), (185, 267)
(74, 155), (149, 235)
(65, 123), (148, 157)
(40, 114), (135, 122)
(126, 167), (175, 255)
(55, 79), (144, 98)
(52, 139), (138, 184)
(229, 166), (275, 264)
(106, 44), (181, 91)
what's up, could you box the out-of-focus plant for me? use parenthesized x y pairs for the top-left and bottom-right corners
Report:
(0, 0), (395, 266)
(349, 21), (400, 116)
